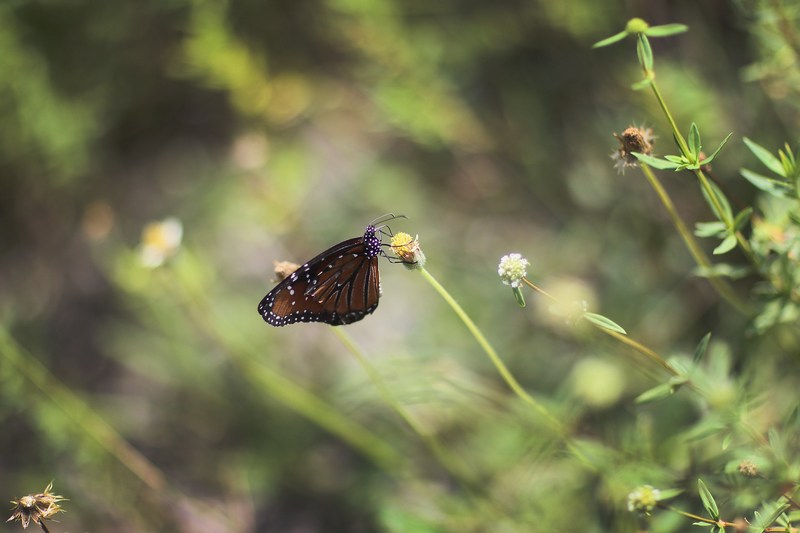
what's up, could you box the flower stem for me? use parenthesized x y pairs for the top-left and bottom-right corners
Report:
(417, 267), (553, 420)
(648, 79), (758, 267)
(159, 262), (409, 475)
(417, 266), (596, 469)
(638, 163), (751, 315)
(331, 327), (475, 482)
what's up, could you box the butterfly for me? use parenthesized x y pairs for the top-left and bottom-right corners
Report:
(258, 215), (402, 326)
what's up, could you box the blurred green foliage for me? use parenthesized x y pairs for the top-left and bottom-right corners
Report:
(2, 0), (800, 531)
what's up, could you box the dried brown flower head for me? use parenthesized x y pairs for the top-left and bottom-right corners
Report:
(738, 459), (759, 478)
(273, 260), (300, 282)
(7, 482), (65, 531)
(612, 126), (655, 173)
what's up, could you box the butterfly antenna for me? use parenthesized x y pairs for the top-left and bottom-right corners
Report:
(370, 213), (406, 227)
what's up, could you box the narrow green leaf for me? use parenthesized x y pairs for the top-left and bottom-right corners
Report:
(693, 522), (713, 527)
(750, 501), (790, 531)
(593, 31), (629, 48)
(512, 286), (526, 308)
(694, 221), (726, 238)
(635, 382), (675, 403)
(768, 427), (781, 450)
(713, 234), (737, 255)
(636, 34), (654, 71)
(688, 123), (701, 157)
(583, 312), (627, 334)
(740, 168), (792, 197)
(786, 142), (797, 166)
(733, 207), (753, 232)
(645, 23), (689, 37)
(700, 179), (733, 222)
(632, 152), (681, 169)
(693, 332), (711, 362)
(656, 488), (683, 501)
(631, 78), (652, 90)
(693, 263), (751, 280)
(701, 132), (733, 165)
(698, 479), (719, 520)
(721, 432), (733, 450)
(664, 154), (687, 164)
(743, 137), (785, 176)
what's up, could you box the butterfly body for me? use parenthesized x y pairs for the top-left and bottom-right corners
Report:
(258, 225), (383, 326)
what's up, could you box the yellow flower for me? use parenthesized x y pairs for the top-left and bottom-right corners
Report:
(139, 217), (183, 268)
(390, 232), (425, 268)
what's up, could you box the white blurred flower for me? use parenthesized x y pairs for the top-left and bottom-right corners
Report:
(139, 217), (183, 268)
(627, 485), (660, 514)
(498, 253), (529, 288)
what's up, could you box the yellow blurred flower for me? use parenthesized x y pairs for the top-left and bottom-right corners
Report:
(139, 217), (183, 268)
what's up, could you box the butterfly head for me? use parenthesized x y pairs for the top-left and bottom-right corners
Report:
(363, 225), (382, 259)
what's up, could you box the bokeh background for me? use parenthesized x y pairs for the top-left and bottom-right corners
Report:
(1, 0), (798, 531)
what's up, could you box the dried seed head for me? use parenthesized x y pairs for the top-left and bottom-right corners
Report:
(273, 260), (301, 282)
(7, 482), (65, 529)
(738, 459), (759, 478)
(611, 126), (655, 173)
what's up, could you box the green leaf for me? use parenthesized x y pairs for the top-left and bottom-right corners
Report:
(656, 488), (683, 501)
(512, 286), (526, 308)
(688, 123), (701, 158)
(631, 78), (652, 91)
(743, 137), (785, 176)
(593, 30), (628, 48)
(733, 207), (753, 231)
(635, 382), (675, 403)
(768, 427), (782, 451)
(713, 233), (737, 255)
(645, 23), (689, 37)
(636, 376), (687, 403)
(632, 152), (681, 169)
(693, 263), (751, 280)
(700, 132), (733, 165)
(740, 168), (793, 198)
(636, 34), (654, 71)
(695, 221), (726, 238)
(778, 148), (792, 174)
(750, 501), (790, 531)
(693, 332), (711, 362)
(698, 479), (720, 520)
(664, 154), (687, 163)
(700, 179), (733, 222)
(583, 312), (627, 334)
(722, 432), (733, 450)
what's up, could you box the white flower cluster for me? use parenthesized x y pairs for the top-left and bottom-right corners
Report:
(497, 253), (529, 288)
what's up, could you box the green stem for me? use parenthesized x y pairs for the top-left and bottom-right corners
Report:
(331, 327), (477, 483)
(416, 266), (597, 470)
(649, 79), (758, 267)
(417, 267), (556, 424)
(236, 352), (405, 473)
(639, 163), (751, 315)
(649, 80), (691, 156)
(163, 270), (408, 475)
(0, 327), (167, 491)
